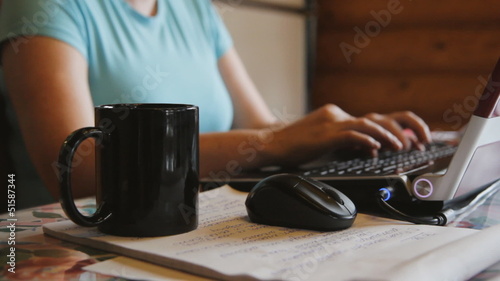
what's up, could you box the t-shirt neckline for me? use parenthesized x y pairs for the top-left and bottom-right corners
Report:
(120, 0), (164, 22)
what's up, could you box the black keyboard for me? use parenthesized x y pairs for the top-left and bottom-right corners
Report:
(302, 142), (458, 177)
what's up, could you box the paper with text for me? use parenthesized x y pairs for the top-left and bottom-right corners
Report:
(84, 256), (211, 281)
(43, 186), (500, 281)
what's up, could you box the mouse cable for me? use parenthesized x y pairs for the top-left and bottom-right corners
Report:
(376, 180), (500, 226)
(376, 190), (446, 225)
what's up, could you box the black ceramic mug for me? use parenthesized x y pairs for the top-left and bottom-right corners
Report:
(58, 104), (199, 237)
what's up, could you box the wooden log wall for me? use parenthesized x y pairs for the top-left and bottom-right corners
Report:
(312, 0), (500, 130)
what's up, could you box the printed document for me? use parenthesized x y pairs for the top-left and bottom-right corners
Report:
(43, 186), (500, 281)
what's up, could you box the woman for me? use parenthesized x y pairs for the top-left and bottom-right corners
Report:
(0, 0), (431, 207)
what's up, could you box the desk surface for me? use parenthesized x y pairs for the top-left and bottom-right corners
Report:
(2, 187), (500, 281)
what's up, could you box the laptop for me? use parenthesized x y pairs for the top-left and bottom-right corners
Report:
(201, 59), (500, 222)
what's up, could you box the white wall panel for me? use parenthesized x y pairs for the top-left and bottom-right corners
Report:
(215, 0), (307, 119)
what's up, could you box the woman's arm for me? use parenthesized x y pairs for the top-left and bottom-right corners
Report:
(200, 48), (432, 177)
(199, 104), (411, 177)
(218, 48), (277, 129)
(1, 36), (95, 199)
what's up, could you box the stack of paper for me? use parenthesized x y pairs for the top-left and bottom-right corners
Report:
(43, 186), (500, 281)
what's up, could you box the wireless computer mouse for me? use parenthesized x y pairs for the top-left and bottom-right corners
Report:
(245, 174), (357, 231)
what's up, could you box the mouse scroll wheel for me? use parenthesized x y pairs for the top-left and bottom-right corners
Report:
(323, 188), (344, 205)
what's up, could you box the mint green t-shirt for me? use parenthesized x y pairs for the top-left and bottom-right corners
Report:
(0, 0), (234, 208)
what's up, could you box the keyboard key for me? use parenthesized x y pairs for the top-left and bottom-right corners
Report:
(302, 142), (457, 178)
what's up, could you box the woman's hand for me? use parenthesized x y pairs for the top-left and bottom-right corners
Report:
(363, 111), (432, 151)
(211, 49), (432, 176)
(265, 105), (432, 167)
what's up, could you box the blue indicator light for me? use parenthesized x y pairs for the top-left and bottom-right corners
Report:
(379, 187), (392, 201)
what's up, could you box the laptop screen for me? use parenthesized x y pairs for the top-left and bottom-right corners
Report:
(453, 59), (500, 197)
(413, 58), (500, 201)
(474, 59), (500, 119)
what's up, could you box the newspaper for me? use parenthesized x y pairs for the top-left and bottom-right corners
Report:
(43, 185), (500, 281)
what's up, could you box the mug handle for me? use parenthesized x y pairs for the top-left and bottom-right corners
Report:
(58, 127), (110, 227)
